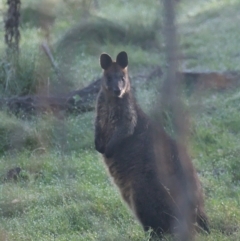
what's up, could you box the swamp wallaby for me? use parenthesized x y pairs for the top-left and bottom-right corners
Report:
(94, 51), (209, 239)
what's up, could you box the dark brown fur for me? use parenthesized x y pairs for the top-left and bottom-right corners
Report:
(95, 51), (209, 239)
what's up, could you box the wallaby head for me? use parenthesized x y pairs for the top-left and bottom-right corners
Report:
(100, 51), (130, 98)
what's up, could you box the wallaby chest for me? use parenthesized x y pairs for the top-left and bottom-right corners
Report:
(98, 93), (131, 125)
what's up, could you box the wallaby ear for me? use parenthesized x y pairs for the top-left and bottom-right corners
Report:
(100, 53), (113, 70)
(116, 51), (128, 69)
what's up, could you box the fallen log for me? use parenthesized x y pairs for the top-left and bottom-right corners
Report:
(182, 70), (240, 91)
(0, 69), (239, 117)
(0, 77), (102, 116)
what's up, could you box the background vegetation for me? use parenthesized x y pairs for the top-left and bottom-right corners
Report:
(0, 0), (240, 240)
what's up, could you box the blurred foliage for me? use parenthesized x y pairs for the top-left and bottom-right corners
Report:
(56, 16), (158, 55)
(0, 0), (162, 96)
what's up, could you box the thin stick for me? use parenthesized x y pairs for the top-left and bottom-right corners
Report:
(41, 41), (65, 85)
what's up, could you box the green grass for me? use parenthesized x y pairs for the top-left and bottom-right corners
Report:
(0, 0), (240, 240)
(0, 151), (146, 241)
(179, 0), (240, 71)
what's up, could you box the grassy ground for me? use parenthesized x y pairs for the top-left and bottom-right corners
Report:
(0, 0), (240, 240)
